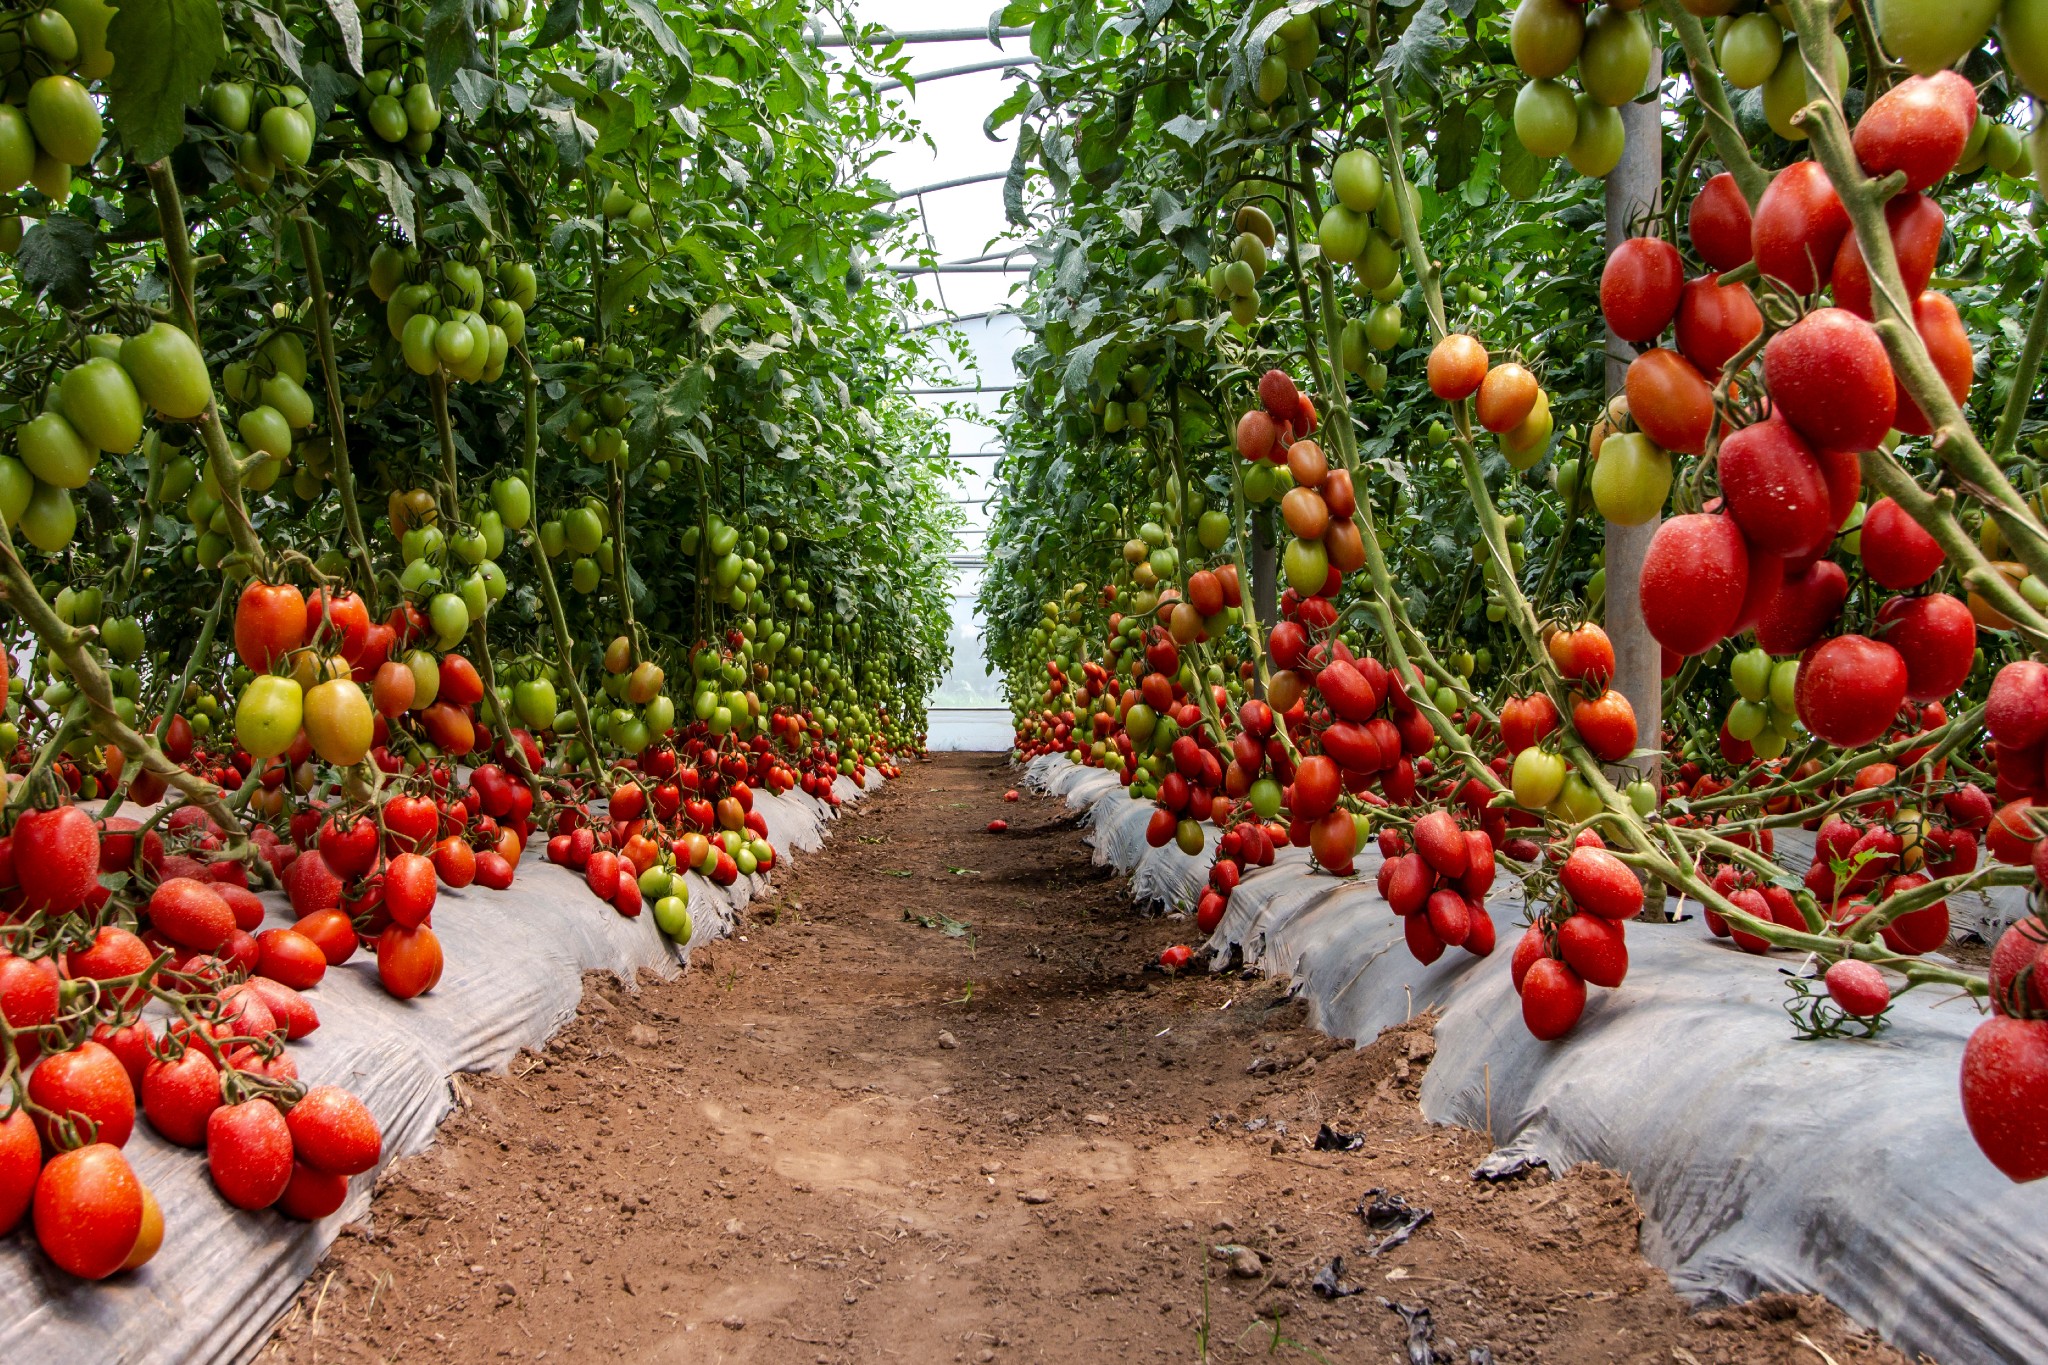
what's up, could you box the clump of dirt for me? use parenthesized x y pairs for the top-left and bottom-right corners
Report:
(268, 754), (1908, 1364)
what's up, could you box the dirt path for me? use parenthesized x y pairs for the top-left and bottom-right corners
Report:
(266, 754), (1905, 1364)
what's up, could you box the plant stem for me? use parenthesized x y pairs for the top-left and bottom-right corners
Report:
(294, 215), (379, 599)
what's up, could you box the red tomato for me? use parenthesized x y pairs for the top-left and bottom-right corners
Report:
(1520, 959), (1587, 1040)
(234, 581), (309, 671)
(207, 1099), (295, 1210)
(1830, 191), (1943, 318)
(15, 804), (101, 914)
(255, 927), (328, 990)
(438, 654), (485, 707)
(28, 1041), (136, 1149)
(141, 1047), (222, 1147)
(1425, 333), (1487, 401)
(1570, 690), (1639, 764)
(1623, 348), (1714, 456)
(1751, 160), (1849, 294)
(432, 835), (476, 888)
(304, 588), (370, 660)
(1768, 304), (1901, 452)
(1960, 1016), (2048, 1181)
(375, 923), (444, 999)
(383, 852), (437, 928)
(1718, 417), (1834, 557)
(1852, 70), (1977, 193)
(1639, 513), (1750, 656)
(1599, 236), (1683, 343)
(1795, 635), (1909, 747)
(31, 1143), (145, 1279)
(1688, 171), (1752, 271)
(287, 1086), (383, 1176)
(1892, 291), (1973, 437)
(0, 1108), (39, 1236)
(1673, 272), (1761, 375)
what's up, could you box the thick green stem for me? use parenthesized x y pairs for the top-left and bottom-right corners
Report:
(1654, 0), (1770, 205)
(294, 215), (379, 599)
(517, 360), (604, 769)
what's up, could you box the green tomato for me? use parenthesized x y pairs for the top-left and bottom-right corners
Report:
(1726, 699), (1769, 742)
(1579, 8), (1651, 105)
(653, 894), (692, 940)
(121, 323), (212, 420)
(1511, 746), (1566, 809)
(403, 83), (442, 134)
(206, 81), (255, 133)
(1282, 536), (1329, 594)
(1589, 432), (1672, 525)
(1718, 13), (1784, 89)
(428, 591), (470, 646)
(18, 411), (95, 489)
(1509, 0), (1585, 79)
(0, 105), (34, 195)
(571, 556), (600, 593)
(1769, 659), (1800, 714)
(1514, 77), (1579, 159)
(1565, 96), (1626, 178)
(1730, 647), (1773, 703)
(237, 405), (293, 459)
(236, 675), (303, 761)
(459, 571), (489, 623)
(491, 476), (532, 530)
(258, 104), (313, 168)
(1331, 148), (1383, 213)
(1874, 0), (2001, 76)
(368, 93), (409, 142)
(56, 358), (141, 458)
(26, 74), (100, 165)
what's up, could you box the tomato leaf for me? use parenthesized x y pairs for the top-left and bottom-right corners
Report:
(324, 0), (366, 75)
(245, 9), (305, 82)
(345, 158), (417, 233)
(531, 0), (583, 47)
(17, 214), (98, 311)
(621, 0), (689, 69)
(536, 104), (597, 167)
(1375, 0), (1462, 98)
(105, 0), (226, 165)
(423, 0), (484, 94)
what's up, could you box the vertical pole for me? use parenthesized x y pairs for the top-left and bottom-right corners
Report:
(1603, 50), (1663, 799)
(1606, 47), (1666, 915)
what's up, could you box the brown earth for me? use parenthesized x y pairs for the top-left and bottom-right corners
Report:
(265, 753), (1913, 1365)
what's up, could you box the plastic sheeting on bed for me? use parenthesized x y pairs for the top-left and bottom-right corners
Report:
(1023, 754), (2048, 1365)
(0, 776), (876, 1365)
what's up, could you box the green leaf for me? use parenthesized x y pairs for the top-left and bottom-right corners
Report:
(346, 157), (417, 229)
(620, 0), (688, 68)
(324, 0), (365, 75)
(105, 0), (225, 165)
(599, 256), (659, 330)
(1375, 0), (1461, 99)
(532, 0), (580, 46)
(1498, 127), (1546, 202)
(17, 214), (98, 311)
(246, 8), (304, 81)
(423, 0), (483, 94)
(536, 104), (597, 167)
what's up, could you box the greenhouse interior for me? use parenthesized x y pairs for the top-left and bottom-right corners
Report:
(1, 0), (2046, 1361)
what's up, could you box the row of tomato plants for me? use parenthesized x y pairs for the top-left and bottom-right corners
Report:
(0, 0), (956, 1283)
(988, 0), (2048, 1190)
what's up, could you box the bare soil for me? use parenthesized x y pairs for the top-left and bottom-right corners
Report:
(266, 753), (1912, 1365)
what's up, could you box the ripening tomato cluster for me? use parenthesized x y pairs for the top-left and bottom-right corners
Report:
(0, 807), (384, 1280)
(1510, 840), (1643, 1041)
(1194, 817), (1280, 936)
(1609, 76), (1988, 760)
(1378, 810), (1500, 967)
